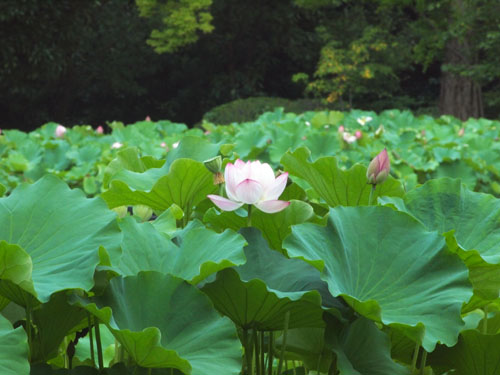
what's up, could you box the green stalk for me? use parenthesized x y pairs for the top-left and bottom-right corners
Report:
(25, 303), (32, 362)
(267, 332), (274, 375)
(94, 321), (104, 370)
(410, 342), (419, 373)
(277, 311), (290, 375)
(260, 331), (265, 375)
(254, 329), (261, 375)
(247, 205), (252, 227)
(483, 305), (489, 334)
(243, 328), (253, 375)
(368, 184), (376, 205)
(87, 314), (95, 366)
(419, 350), (427, 375)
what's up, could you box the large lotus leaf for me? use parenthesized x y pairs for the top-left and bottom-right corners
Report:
(380, 178), (500, 263)
(164, 136), (220, 165)
(115, 217), (246, 284)
(0, 241), (36, 303)
(325, 316), (409, 375)
(428, 330), (500, 375)
(204, 200), (314, 252)
(280, 148), (404, 207)
(202, 228), (346, 330)
(103, 147), (167, 190)
(380, 178), (500, 297)
(0, 313), (29, 375)
(0, 175), (121, 304)
(101, 158), (217, 214)
(274, 327), (333, 373)
(75, 271), (241, 374)
(283, 206), (472, 352)
(31, 292), (88, 363)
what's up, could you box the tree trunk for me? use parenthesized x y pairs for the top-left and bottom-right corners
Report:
(439, 1), (483, 121)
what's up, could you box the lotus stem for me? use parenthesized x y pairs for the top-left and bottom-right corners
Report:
(419, 350), (427, 375)
(260, 331), (265, 375)
(254, 329), (261, 375)
(368, 184), (376, 205)
(94, 321), (104, 370)
(483, 305), (489, 334)
(87, 314), (95, 366)
(411, 342), (419, 373)
(25, 303), (32, 362)
(277, 311), (290, 375)
(267, 332), (274, 375)
(247, 205), (252, 227)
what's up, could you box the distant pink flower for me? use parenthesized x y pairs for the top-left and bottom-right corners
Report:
(96, 126), (104, 134)
(207, 160), (290, 213)
(160, 142), (167, 148)
(355, 130), (362, 139)
(338, 125), (345, 133)
(204, 130), (211, 135)
(458, 128), (465, 137)
(111, 142), (123, 149)
(145, 116), (151, 121)
(367, 149), (390, 185)
(343, 132), (357, 144)
(55, 125), (66, 138)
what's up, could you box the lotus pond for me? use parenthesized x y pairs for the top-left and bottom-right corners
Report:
(1, 109), (500, 374)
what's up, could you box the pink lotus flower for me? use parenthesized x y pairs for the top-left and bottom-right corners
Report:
(207, 160), (290, 213)
(111, 142), (123, 149)
(355, 130), (362, 139)
(145, 116), (151, 121)
(96, 126), (104, 134)
(55, 125), (66, 138)
(338, 125), (345, 133)
(367, 149), (390, 185)
(343, 132), (357, 144)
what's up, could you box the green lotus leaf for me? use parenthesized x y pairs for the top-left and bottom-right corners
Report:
(0, 241), (36, 302)
(204, 200), (314, 252)
(380, 178), (500, 298)
(103, 147), (167, 191)
(283, 206), (472, 352)
(101, 158), (217, 214)
(164, 136), (220, 165)
(202, 228), (346, 330)
(0, 313), (30, 375)
(429, 330), (500, 375)
(0, 175), (121, 305)
(115, 217), (246, 284)
(75, 271), (241, 374)
(31, 293), (88, 363)
(280, 147), (404, 207)
(325, 316), (409, 375)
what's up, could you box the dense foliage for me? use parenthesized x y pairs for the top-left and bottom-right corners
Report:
(2, 110), (500, 374)
(3, 0), (500, 132)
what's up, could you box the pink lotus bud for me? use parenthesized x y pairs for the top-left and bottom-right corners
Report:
(338, 125), (345, 133)
(111, 142), (123, 149)
(96, 126), (104, 134)
(207, 159), (290, 213)
(355, 130), (362, 139)
(160, 142), (167, 148)
(367, 149), (390, 185)
(145, 116), (151, 121)
(55, 125), (67, 138)
(458, 128), (465, 137)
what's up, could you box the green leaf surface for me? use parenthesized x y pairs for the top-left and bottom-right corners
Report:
(202, 228), (345, 330)
(284, 206), (472, 351)
(326, 316), (409, 375)
(281, 148), (404, 207)
(116, 217), (246, 284)
(0, 313), (30, 375)
(75, 271), (241, 374)
(429, 330), (500, 375)
(0, 175), (121, 304)
(101, 158), (217, 213)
